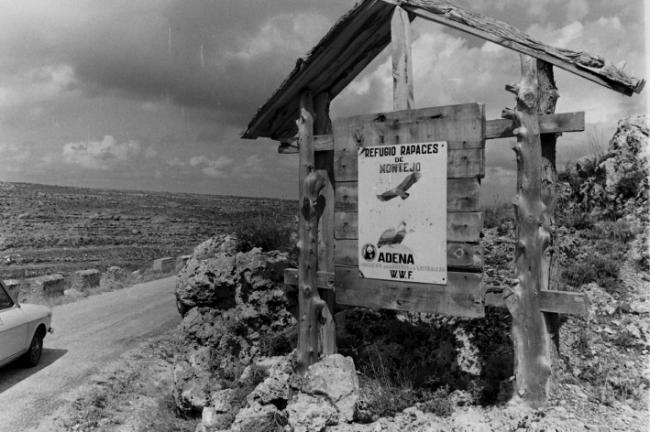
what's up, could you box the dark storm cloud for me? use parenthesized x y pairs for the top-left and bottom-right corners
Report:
(67, 0), (351, 124)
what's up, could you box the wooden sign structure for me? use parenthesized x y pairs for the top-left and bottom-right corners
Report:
(242, 0), (644, 408)
(333, 104), (485, 317)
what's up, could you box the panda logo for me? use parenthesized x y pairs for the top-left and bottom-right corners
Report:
(361, 243), (376, 261)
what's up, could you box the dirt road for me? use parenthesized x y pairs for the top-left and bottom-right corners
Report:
(0, 276), (180, 432)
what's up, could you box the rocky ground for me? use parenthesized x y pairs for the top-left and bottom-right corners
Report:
(24, 330), (196, 432)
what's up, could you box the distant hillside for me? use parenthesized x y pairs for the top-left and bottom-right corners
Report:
(0, 182), (296, 279)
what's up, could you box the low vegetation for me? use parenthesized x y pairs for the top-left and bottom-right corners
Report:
(56, 333), (196, 432)
(232, 209), (297, 257)
(0, 182), (295, 279)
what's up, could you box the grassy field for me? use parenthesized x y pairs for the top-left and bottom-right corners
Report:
(0, 181), (296, 279)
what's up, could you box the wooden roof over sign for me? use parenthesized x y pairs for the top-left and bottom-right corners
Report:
(242, 0), (645, 141)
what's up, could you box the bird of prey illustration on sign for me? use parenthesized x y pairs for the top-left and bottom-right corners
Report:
(377, 221), (407, 248)
(377, 172), (421, 201)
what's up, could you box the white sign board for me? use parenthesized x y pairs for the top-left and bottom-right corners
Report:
(358, 142), (447, 284)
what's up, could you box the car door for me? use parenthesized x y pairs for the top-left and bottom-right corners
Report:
(0, 283), (28, 361)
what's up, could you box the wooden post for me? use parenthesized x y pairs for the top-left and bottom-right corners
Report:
(297, 92), (329, 371)
(537, 60), (561, 351)
(313, 91), (336, 356)
(502, 55), (552, 407)
(391, 6), (414, 111)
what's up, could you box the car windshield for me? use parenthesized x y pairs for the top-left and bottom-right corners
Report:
(0, 285), (13, 310)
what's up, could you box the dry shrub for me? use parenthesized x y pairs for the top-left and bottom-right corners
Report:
(233, 210), (296, 257)
(561, 254), (620, 290)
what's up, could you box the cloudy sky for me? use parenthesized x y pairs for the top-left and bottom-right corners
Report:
(0, 0), (646, 201)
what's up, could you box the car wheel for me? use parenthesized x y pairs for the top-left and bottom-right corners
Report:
(22, 331), (44, 367)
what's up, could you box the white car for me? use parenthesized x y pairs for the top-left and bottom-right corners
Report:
(0, 281), (53, 368)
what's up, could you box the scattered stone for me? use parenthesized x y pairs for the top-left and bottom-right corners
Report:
(629, 300), (650, 314)
(286, 393), (338, 432)
(198, 406), (232, 432)
(211, 389), (234, 413)
(100, 266), (129, 289)
(246, 356), (293, 407)
(176, 254), (192, 272)
(584, 283), (617, 317)
(63, 287), (86, 299)
(230, 402), (287, 432)
(172, 346), (219, 414)
(71, 269), (101, 290)
(303, 354), (359, 422)
(30, 274), (65, 296)
(623, 323), (641, 339)
(153, 256), (175, 273)
(3, 279), (22, 299)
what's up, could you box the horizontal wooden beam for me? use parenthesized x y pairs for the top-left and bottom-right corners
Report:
(486, 112), (584, 139)
(277, 135), (333, 154)
(335, 148), (483, 181)
(285, 269), (589, 316)
(336, 266), (484, 317)
(276, 112), (585, 153)
(484, 289), (589, 316)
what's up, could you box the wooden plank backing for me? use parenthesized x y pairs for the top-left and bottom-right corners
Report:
(335, 266), (484, 317)
(485, 289), (589, 316)
(485, 112), (585, 140)
(333, 103), (485, 181)
(336, 148), (483, 181)
(274, 112), (584, 154)
(284, 269), (588, 316)
(334, 211), (482, 242)
(335, 178), (480, 212)
(335, 239), (482, 270)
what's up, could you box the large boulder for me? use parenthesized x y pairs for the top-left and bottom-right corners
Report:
(245, 356), (293, 407)
(175, 233), (293, 314)
(177, 255), (238, 311)
(230, 403), (287, 432)
(70, 269), (101, 291)
(172, 346), (221, 414)
(560, 116), (648, 220)
(302, 354), (359, 422)
(173, 242), (297, 416)
(286, 393), (338, 432)
(600, 116), (649, 211)
(193, 234), (239, 260)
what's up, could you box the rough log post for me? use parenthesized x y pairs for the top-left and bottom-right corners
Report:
(297, 92), (329, 371)
(313, 91), (336, 356)
(503, 55), (552, 407)
(391, 6), (414, 111)
(537, 60), (561, 351)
